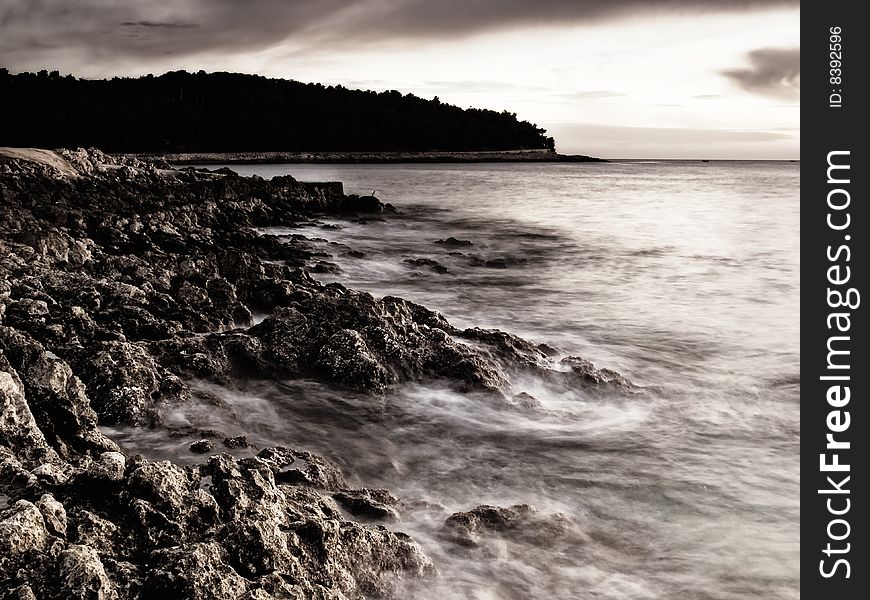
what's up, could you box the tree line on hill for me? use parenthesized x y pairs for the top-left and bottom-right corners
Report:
(0, 68), (555, 153)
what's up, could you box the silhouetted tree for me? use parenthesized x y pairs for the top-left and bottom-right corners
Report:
(0, 69), (556, 153)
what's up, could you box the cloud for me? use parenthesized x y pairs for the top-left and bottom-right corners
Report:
(0, 0), (800, 72)
(558, 90), (628, 100)
(722, 47), (800, 99)
(547, 122), (798, 158)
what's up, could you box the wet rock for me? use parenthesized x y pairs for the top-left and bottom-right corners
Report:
(189, 439), (214, 454)
(0, 149), (632, 598)
(460, 327), (551, 371)
(403, 257), (449, 274)
(223, 435), (252, 449)
(484, 258), (508, 269)
(0, 330), (118, 459)
(333, 488), (400, 522)
(559, 356), (636, 392)
(310, 260), (341, 274)
(341, 194), (384, 214)
(258, 447), (348, 491)
(435, 236), (473, 247)
(444, 504), (582, 548)
(510, 392), (544, 410)
(315, 329), (393, 393)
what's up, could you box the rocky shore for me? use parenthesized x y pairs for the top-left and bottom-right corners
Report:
(135, 149), (605, 165)
(0, 148), (631, 599)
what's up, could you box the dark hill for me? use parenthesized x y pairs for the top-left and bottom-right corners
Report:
(0, 68), (555, 153)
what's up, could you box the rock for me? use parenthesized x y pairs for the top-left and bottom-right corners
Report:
(75, 341), (164, 426)
(510, 392), (544, 410)
(258, 447), (348, 491)
(31, 461), (71, 486)
(189, 439), (214, 454)
(484, 258), (508, 269)
(434, 236), (473, 247)
(315, 329), (393, 393)
(35, 493), (67, 537)
(0, 352), (59, 468)
(341, 195), (384, 214)
(0, 330), (118, 459)
(6, 585), (37, 600)
(145, 542), (249, 600)
(444, 504), (583, 548)
(310, 260), (341, 274)
(403, 257), (449, 274)
(4, 299), (50, 325)
(66, 509), (121, 553)
(223, 435), (251, 449)
(0, 149), (632, 599)
(0, 500), (48, 556)
(58, 544), (118, 600)
(559, 356), (636, 392)
(88, 452), (126, 482)
(333, 488), (400, 522)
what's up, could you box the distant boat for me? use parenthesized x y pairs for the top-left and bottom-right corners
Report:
(701, 159), (710, 162)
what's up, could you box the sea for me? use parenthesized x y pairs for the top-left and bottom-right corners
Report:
(108, 160), (800, 600)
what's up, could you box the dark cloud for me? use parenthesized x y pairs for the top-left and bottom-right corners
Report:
(722, 47), (800, 99)
(0, 0), (799, 73)
(121, 21), (198, 30)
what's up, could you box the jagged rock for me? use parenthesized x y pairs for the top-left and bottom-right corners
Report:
(257, 447), (348, 491)
(310, 260), (341, 274)
(4, 299), (50, 325)
(559, 356), (636, 392)
(510, 392), (544, 410)
(0, 352), (59, 469)
(341, 194), (384, 214)
(145, 542), (249, 600)
(58, 544), (118, 600)
(35, 493), (67, 537)
(76, 341), (164, 426)
(0, 500), (48, 556)
(189, 439), (214, 454)
(0, 329), (118, 459)
(315, 329), (393, 393)
(88, 452), (126, 482)
(0, 148), (632, 599)
(444, 504), (583, 548)
(403, 257), (448, 274)
(333, 488), (400, 522)
(5, 585), (37, 600)
(434, 237), (473, 247)
(67, 509), (122, 553)
(223, 435), (252, 449)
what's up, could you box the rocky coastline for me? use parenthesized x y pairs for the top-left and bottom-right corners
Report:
(135, 149), (605, 165)
(0, 148), (630, 599)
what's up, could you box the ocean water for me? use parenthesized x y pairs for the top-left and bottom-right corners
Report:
(109, 161), (800, 599)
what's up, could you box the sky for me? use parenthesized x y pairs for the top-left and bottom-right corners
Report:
(0, 0), (800, 159)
